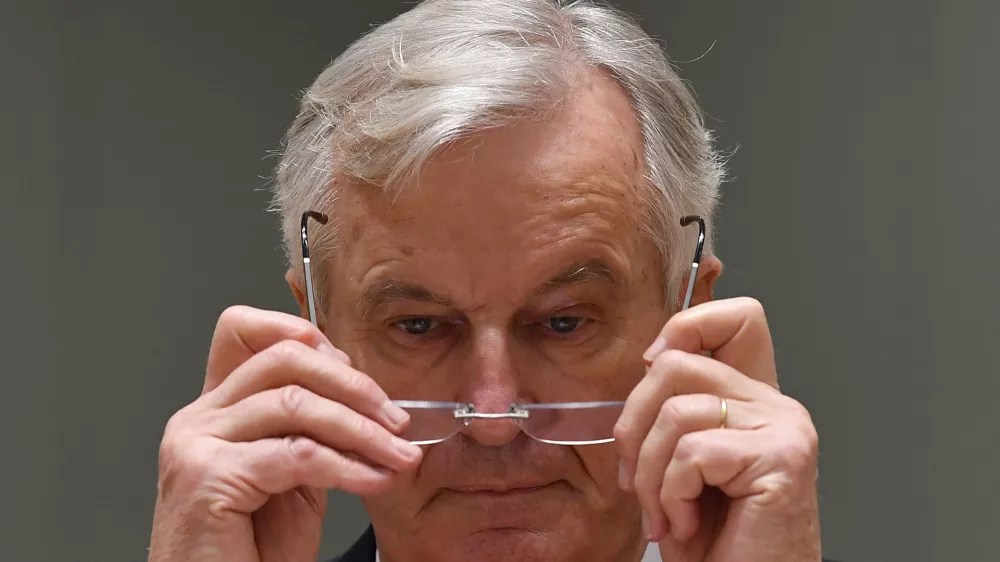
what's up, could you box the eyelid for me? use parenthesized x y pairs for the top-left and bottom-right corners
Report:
(385, 311), (461, 324)
(534, 302), (603, 320)
(388, 315), (465, 338)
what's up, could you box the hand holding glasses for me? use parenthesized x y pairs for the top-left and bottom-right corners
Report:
(300, 212), (706, 446)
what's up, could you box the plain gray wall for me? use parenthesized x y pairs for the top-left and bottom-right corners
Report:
(3, 1), (997, 561)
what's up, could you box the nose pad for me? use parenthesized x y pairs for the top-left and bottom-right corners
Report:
(458, 406), (524, 447)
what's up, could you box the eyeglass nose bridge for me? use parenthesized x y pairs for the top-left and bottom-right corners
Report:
(453, 404), (530, 426)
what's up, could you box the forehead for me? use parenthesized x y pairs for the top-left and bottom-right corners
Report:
(335, 70), (648, 290)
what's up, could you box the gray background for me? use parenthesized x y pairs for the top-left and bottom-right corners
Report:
(2, 1), (997, 561)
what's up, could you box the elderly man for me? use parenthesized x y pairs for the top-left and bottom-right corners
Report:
(149, 1), (832, 561)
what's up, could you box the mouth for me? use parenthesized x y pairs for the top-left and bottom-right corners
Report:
(421, 481), (575, 528)
(445, 483), (558, 497)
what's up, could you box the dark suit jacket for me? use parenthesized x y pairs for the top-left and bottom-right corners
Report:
(329, 526), (377, 562)
(328, 526), (840, 562)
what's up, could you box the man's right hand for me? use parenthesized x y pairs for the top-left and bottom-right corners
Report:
(148, 306), (423, 562)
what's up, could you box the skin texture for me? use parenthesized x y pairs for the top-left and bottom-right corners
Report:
(323, 70), (677, 562)
(148, 68), (821, 562)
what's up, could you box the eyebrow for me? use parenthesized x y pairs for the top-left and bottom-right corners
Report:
(537, 259), (620, 295)
(357, 259), (621, 318)
(358, 280), (451, 319)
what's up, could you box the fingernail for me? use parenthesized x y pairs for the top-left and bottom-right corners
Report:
(317, 343), (350, 364)
(383, 401), (410, 429)
(618, 460), (631, 490)
(641, 509), (652, 540)
(394, 437), (421, 461)
(642, 337), (667, 363)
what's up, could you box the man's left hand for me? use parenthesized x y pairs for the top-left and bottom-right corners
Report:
(615, 297), (822, 562)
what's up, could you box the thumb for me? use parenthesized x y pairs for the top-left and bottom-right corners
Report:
(254, 488), (326, 562)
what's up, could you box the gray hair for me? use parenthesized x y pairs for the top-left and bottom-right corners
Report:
(270, 0), (724, 312)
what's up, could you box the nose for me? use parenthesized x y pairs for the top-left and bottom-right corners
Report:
(458, 326), (522, 446)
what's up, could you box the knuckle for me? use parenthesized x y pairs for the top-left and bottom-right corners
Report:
(341, 371), (380, 399)
(659, 471), (680, 504)
(159, 408), (195, 469)
(632, 466), (655, 497)
(157, 433), (182, 473)
(284, 435), (319, 464)
(285, 320), (321, 347)
(651, 348), (689, 378)
(668, 308), (696, 332)
(612, 421), (632, 447)
(798, 423), (820, 461)
(781, 398), (820, 451)
(673, 433), (699, 464)
(738, 296), (767, 319)
(160, 439), (222, 495)
(612, 410), (640, 454)
(268, 339), (310, 366)
(281, 436), (317, 484)
(161, 408), (187, 441)
(775, 428), (819, 472)
(658, 397), (688, 425)
(277, 384), (310, 418)
(659, 482), (672, 505)
(785, 396), (815, 422)
(347, 412), (379, 442)
(216, 305), (251, 332)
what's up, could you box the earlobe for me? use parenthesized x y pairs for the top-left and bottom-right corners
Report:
(681, 255), (723, 308)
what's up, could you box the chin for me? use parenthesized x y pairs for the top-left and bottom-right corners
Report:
(405, 493), (594, 562)
(431, 527), (570, 562)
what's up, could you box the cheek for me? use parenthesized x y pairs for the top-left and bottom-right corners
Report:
(360, 471), (426, 532)
(577, 445), (617, 485)
(326, 314), (455, 398)
(575, 445), (638, 512)
(354, 347), (453, 399)
(545, 319), (649, 398)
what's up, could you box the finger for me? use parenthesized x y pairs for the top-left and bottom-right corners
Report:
(616, 350), (769, 488)
(643, 297), (777, 388)
(660, 429), (757, 542)
(654, 488), (725, 562)
(632, 395), (756, 540)
(226, 436), (398, 512)
(211, 385), (422, 472)
(204, 306), (349, 393)
(203, 339), (408, 432)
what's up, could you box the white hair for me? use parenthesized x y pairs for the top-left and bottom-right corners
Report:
(271, 0), (724, 311)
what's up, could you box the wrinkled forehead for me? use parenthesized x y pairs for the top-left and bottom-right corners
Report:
(336, 70), (648, 262)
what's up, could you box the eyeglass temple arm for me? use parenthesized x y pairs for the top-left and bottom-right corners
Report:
(679, 215), (706, 311)
(301, 211), (329, 327)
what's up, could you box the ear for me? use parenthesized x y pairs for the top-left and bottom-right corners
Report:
(285, 268), (318, 325)
(677, 254), (723, 308)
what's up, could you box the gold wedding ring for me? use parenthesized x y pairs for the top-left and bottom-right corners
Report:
(719, 397), (728, 429)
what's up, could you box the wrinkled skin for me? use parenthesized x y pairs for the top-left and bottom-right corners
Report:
(148, 69), (821, 562)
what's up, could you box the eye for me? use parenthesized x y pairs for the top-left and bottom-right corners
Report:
(394, 317), (439, 335)
(545, 316), (586, 334)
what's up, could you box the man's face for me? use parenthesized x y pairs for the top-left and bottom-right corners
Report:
(324, 71), (668, 562)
